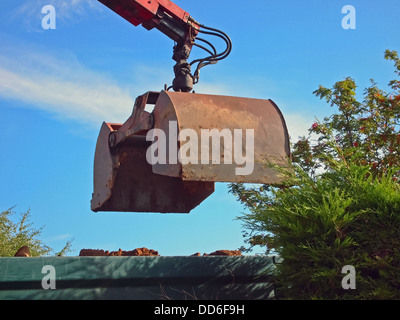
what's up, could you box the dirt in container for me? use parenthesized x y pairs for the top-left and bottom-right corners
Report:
(79, 248), (159, 257)
(79, 248), (242, 257)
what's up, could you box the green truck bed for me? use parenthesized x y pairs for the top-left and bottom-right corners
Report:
(0, 256), (276, 300)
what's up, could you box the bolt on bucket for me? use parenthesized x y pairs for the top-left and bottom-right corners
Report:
(91, 91), (291, 213)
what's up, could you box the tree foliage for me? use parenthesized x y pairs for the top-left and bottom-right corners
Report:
(294, 50), (400, 178)
(0, 207), (72, 257)
(230, 50), (400, 299)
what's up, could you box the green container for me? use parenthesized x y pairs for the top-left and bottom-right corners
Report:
(0, 256), (276, 300)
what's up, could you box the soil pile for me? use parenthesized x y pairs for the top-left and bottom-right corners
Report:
(79, 248), (159, 257)
(205, 250), (242, 256)
(79, 248), (242, 257)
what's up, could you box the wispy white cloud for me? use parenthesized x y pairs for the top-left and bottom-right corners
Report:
(0, 46), (133, 126)
(44, 233), (73, 243)
(0, 67), (130, 124)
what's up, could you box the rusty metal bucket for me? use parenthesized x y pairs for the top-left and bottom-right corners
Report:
(91, 91), (291, 213)
(91, 122), (215, 213)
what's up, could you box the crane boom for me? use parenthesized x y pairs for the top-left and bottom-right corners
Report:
(98, 0), (231, 92)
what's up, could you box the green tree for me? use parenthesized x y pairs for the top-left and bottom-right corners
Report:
(230, 50), (400, 299)
(294, 50), (400, 177)
(0, 207), (72, 257)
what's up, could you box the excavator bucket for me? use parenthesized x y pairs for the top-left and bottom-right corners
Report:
(151, 91), (291, 183)
(91, 122), (215, 213)
(91, 91), (291, 213)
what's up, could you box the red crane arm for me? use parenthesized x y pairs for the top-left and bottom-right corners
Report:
(98, 0), (231, 92)
(98, 0), (199, 43)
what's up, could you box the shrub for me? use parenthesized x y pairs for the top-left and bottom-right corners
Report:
(230, 50), (400, 299)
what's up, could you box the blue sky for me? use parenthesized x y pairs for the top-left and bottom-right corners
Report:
(0, 0), (399, 256)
